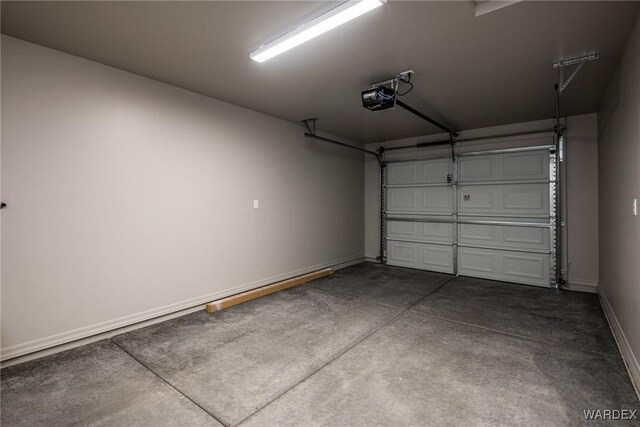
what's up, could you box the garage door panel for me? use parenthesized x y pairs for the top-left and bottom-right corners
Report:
(458, 247), (550, 287)
(503, 187), (545, 209)
(458, 224), (549, 251)
(387, 187), (453, 214)
(387, 159), (450, 185)
(387, 221), (453, 244)
(460, 190), (493, 210)
(458, 184), (549, 216)
(387, 241), (454, 273)
(458, 150), (549, 182)
(504, 227), (548, 246)
(458, 157), (494, 181)
(502, 152), (547, 179)
(458, 249), (495, 273)
(503, 254), (547, 280)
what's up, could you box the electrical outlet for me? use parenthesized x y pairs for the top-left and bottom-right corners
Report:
(253, 200), (259, 209)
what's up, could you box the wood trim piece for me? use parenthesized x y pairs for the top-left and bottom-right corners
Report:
(205, 268), (334, 313)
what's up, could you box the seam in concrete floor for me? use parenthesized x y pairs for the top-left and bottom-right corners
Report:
(111, 339), (227, 426)
(302, 287), (415, 310)
(235, 275), (459, 426)
(300, 282), (452, 311)
(304, 275), (456, 310)
(405, 310), (624, 360)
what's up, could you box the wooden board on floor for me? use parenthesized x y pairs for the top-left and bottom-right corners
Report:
(205, 268), (334, 313)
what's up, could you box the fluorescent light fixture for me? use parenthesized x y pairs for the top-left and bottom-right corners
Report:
(250, 0), (384, 63)
(475, 1), (522, 17)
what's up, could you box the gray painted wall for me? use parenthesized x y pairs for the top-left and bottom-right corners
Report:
(597, 14), (640, 386)
(0, 36), (365, 360)
(364, 114), (600, 292)
(565, 114), (599, 290)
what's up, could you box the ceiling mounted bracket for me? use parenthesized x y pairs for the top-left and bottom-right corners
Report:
(553, 53), (599, 95)
(301, 118), (318, 136)
(368, 70), (414, 93)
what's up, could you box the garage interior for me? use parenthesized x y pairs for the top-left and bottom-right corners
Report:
(1, 1), (639, 425)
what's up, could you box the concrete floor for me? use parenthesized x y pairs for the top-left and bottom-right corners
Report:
(2, 263), (638, 426)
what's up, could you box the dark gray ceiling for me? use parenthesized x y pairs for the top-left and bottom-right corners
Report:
(2, 1), (639, 143)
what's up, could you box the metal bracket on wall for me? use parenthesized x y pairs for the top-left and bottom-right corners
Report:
(553, 54), (599, 95)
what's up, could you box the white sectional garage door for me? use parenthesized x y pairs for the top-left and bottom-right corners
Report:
(384, 147), (556, 287)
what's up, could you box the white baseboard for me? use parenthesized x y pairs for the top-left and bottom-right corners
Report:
(599, 287), (640, 400)
(1, 254), (365, 365)
(364, 257), (380, 263)
(564, 279), (598, 294)
(331, 256), (366, 270)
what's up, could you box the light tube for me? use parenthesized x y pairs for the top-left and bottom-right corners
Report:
(250, 0), (384, 63)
